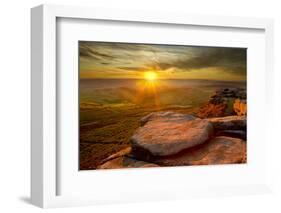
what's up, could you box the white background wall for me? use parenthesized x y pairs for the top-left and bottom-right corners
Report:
(0, 0), (280, 212)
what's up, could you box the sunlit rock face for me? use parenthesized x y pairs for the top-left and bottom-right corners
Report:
(131, 112), (214, 157)
(197, 88), (247, 118)
(233, 99), (247, 116)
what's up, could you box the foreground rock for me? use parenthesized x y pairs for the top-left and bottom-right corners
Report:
(132, 136), (246, 166)
(207, 115), (246, 131)
(131, 112), (213, 156)
(97, 156), (159, 169)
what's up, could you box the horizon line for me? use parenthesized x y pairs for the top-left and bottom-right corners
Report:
(80, 78), (246, 82)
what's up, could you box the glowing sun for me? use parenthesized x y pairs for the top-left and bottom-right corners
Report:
(144, 71), (158, 81)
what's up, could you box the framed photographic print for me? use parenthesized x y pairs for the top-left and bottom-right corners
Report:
(78, 41), (248, 170)
(31, 4), (274, 208)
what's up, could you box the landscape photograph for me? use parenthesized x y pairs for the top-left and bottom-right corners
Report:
(79, 41), (247, 170)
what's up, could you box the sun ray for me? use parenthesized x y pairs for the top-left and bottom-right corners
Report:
(132, 71), (163, 107)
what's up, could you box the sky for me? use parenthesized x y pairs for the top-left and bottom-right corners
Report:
(79, 41), (246, 81)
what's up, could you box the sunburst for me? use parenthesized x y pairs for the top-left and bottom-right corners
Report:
(144, 71), (158, 81)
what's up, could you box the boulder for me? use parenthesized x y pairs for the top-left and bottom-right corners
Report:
(135, 136), (246, 166)
(131, 112), (213, 156)
(207, 115), (246, 131)
(233, 99), (247, 116)
(97, 156), (159, 169)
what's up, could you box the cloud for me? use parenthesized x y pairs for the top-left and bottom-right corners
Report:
(154, 48), (246, 74)
(79, 42), (116, 60)
(79, 41), (247, 79)
(117, 66), (147, 71)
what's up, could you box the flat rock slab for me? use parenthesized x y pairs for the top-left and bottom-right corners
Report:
(97, 156), (159, 169)
(135, 136), (246, 166)
(207, 116), (246, 131)
(131, 112), (213, 156)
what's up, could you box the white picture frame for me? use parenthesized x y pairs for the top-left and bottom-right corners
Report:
(31, 4), (274, 208)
